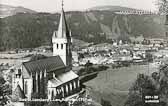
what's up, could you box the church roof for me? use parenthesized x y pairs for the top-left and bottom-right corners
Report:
(48, 70), (78, 87)
(13, 85), (26, 99)
(23, 56), (65, 73)
(56, 70), (78, 82)
(56, 7), (70, 38)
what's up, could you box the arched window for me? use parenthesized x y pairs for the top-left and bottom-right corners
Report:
(18, 69), (21, 75)
(57, 44), (59, 49)
(61, 87), (64, 97)
(70, 83), (72, 91)
(57, 89), (59, 95)
(51, 90), (54, 100)
(24, 81), (28, 95)
(61, 44), (63, 49)
(66, 84), (68, 94)
(73, 81), (76, 89)
(33, 77), (36, 92)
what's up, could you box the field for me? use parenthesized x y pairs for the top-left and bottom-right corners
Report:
(84, 64), (159, 106)
(0, 51), (52, 66)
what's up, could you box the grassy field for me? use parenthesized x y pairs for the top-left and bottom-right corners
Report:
(84, 64), (159, 106)
(0, 52), (52, 66)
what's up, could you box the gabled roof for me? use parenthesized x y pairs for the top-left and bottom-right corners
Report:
(56, 70), (78, 82)
(48, 70), (78, 88)
(13, 85), (26, 99)
(23, 56), (65, 74)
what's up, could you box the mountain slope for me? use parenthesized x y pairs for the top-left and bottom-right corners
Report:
(0, 10), (166, 50)
(0, 4), (36, 18)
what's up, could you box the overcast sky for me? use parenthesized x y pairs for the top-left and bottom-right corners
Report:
(1, 0), (158, 12)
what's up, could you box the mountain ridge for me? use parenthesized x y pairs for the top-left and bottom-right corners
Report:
(88, 5), (142, 12)
(0, 4), (36, 18)
(0, 5), (166, 50)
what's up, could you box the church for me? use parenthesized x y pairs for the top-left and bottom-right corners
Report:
(12, 2), (80, 101)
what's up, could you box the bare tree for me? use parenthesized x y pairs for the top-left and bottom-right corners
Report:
(157, 0), (168, 14)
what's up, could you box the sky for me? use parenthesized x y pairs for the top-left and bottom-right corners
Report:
(1, 0), (158, 12)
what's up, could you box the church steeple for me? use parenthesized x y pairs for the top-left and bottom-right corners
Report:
(57, 0), (70, 38)
(52, 0), (72, 67)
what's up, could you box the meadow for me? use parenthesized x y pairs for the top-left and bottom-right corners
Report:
(84, 64), (159, 106)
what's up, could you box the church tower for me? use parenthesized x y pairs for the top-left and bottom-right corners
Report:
(52, 1), (72, 67)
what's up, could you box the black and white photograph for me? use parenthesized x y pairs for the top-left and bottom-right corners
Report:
(0, 0), (168, 106)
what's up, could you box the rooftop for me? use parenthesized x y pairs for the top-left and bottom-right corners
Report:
(48, 70), (78, 87)
(23, 56), (65, 74)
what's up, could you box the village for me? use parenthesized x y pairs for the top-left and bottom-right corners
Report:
(0, 35), (168, 106)
(0, 37), (167, 69)
(1, 0), (168, 106)
(76, 36), (168, 67)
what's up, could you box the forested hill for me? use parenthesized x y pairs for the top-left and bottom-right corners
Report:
(0, 10), (166, 51)
(0, 4), (36, 18)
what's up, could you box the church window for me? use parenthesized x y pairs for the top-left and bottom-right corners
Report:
(57, 89), (60, 94)
(70, 83), (72, 91)
(33, 76), (36, 92)
(66, 84), (68, 93)
(61, 44), (63, 49)
(61, 87), (64, 97)
(57, 44), (59, 49)
(24, 81), (28, 95)
(51, 90), (54, 100)
(59, 89), (62, 94)
(73, 81), (76, 89)
(18, 69), (21, 75)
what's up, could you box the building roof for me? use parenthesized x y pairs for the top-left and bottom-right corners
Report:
(13, 85), (26, 99)
(56, 7), (70, 38)
(48, 70), (78, 87)
(57, 70), (78, 82)
(23, 56), (65, 74)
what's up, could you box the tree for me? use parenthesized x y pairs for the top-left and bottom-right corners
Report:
(125, 63), (168, 106)
(157, 0), (168, 14)
(125, 74), (160, 106)
(78, 53), (85, 60)
(145, 53), (153, 62)
(0, 75), (11, 106)
(157, 0), (168, 38)
(158, 64), (168, 97)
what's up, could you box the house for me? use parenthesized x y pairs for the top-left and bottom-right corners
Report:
(130, 35), (145, 44)
(147, 38), (166, 47)
(72, 51), (79, 63)
(12, 3), (80, 103)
